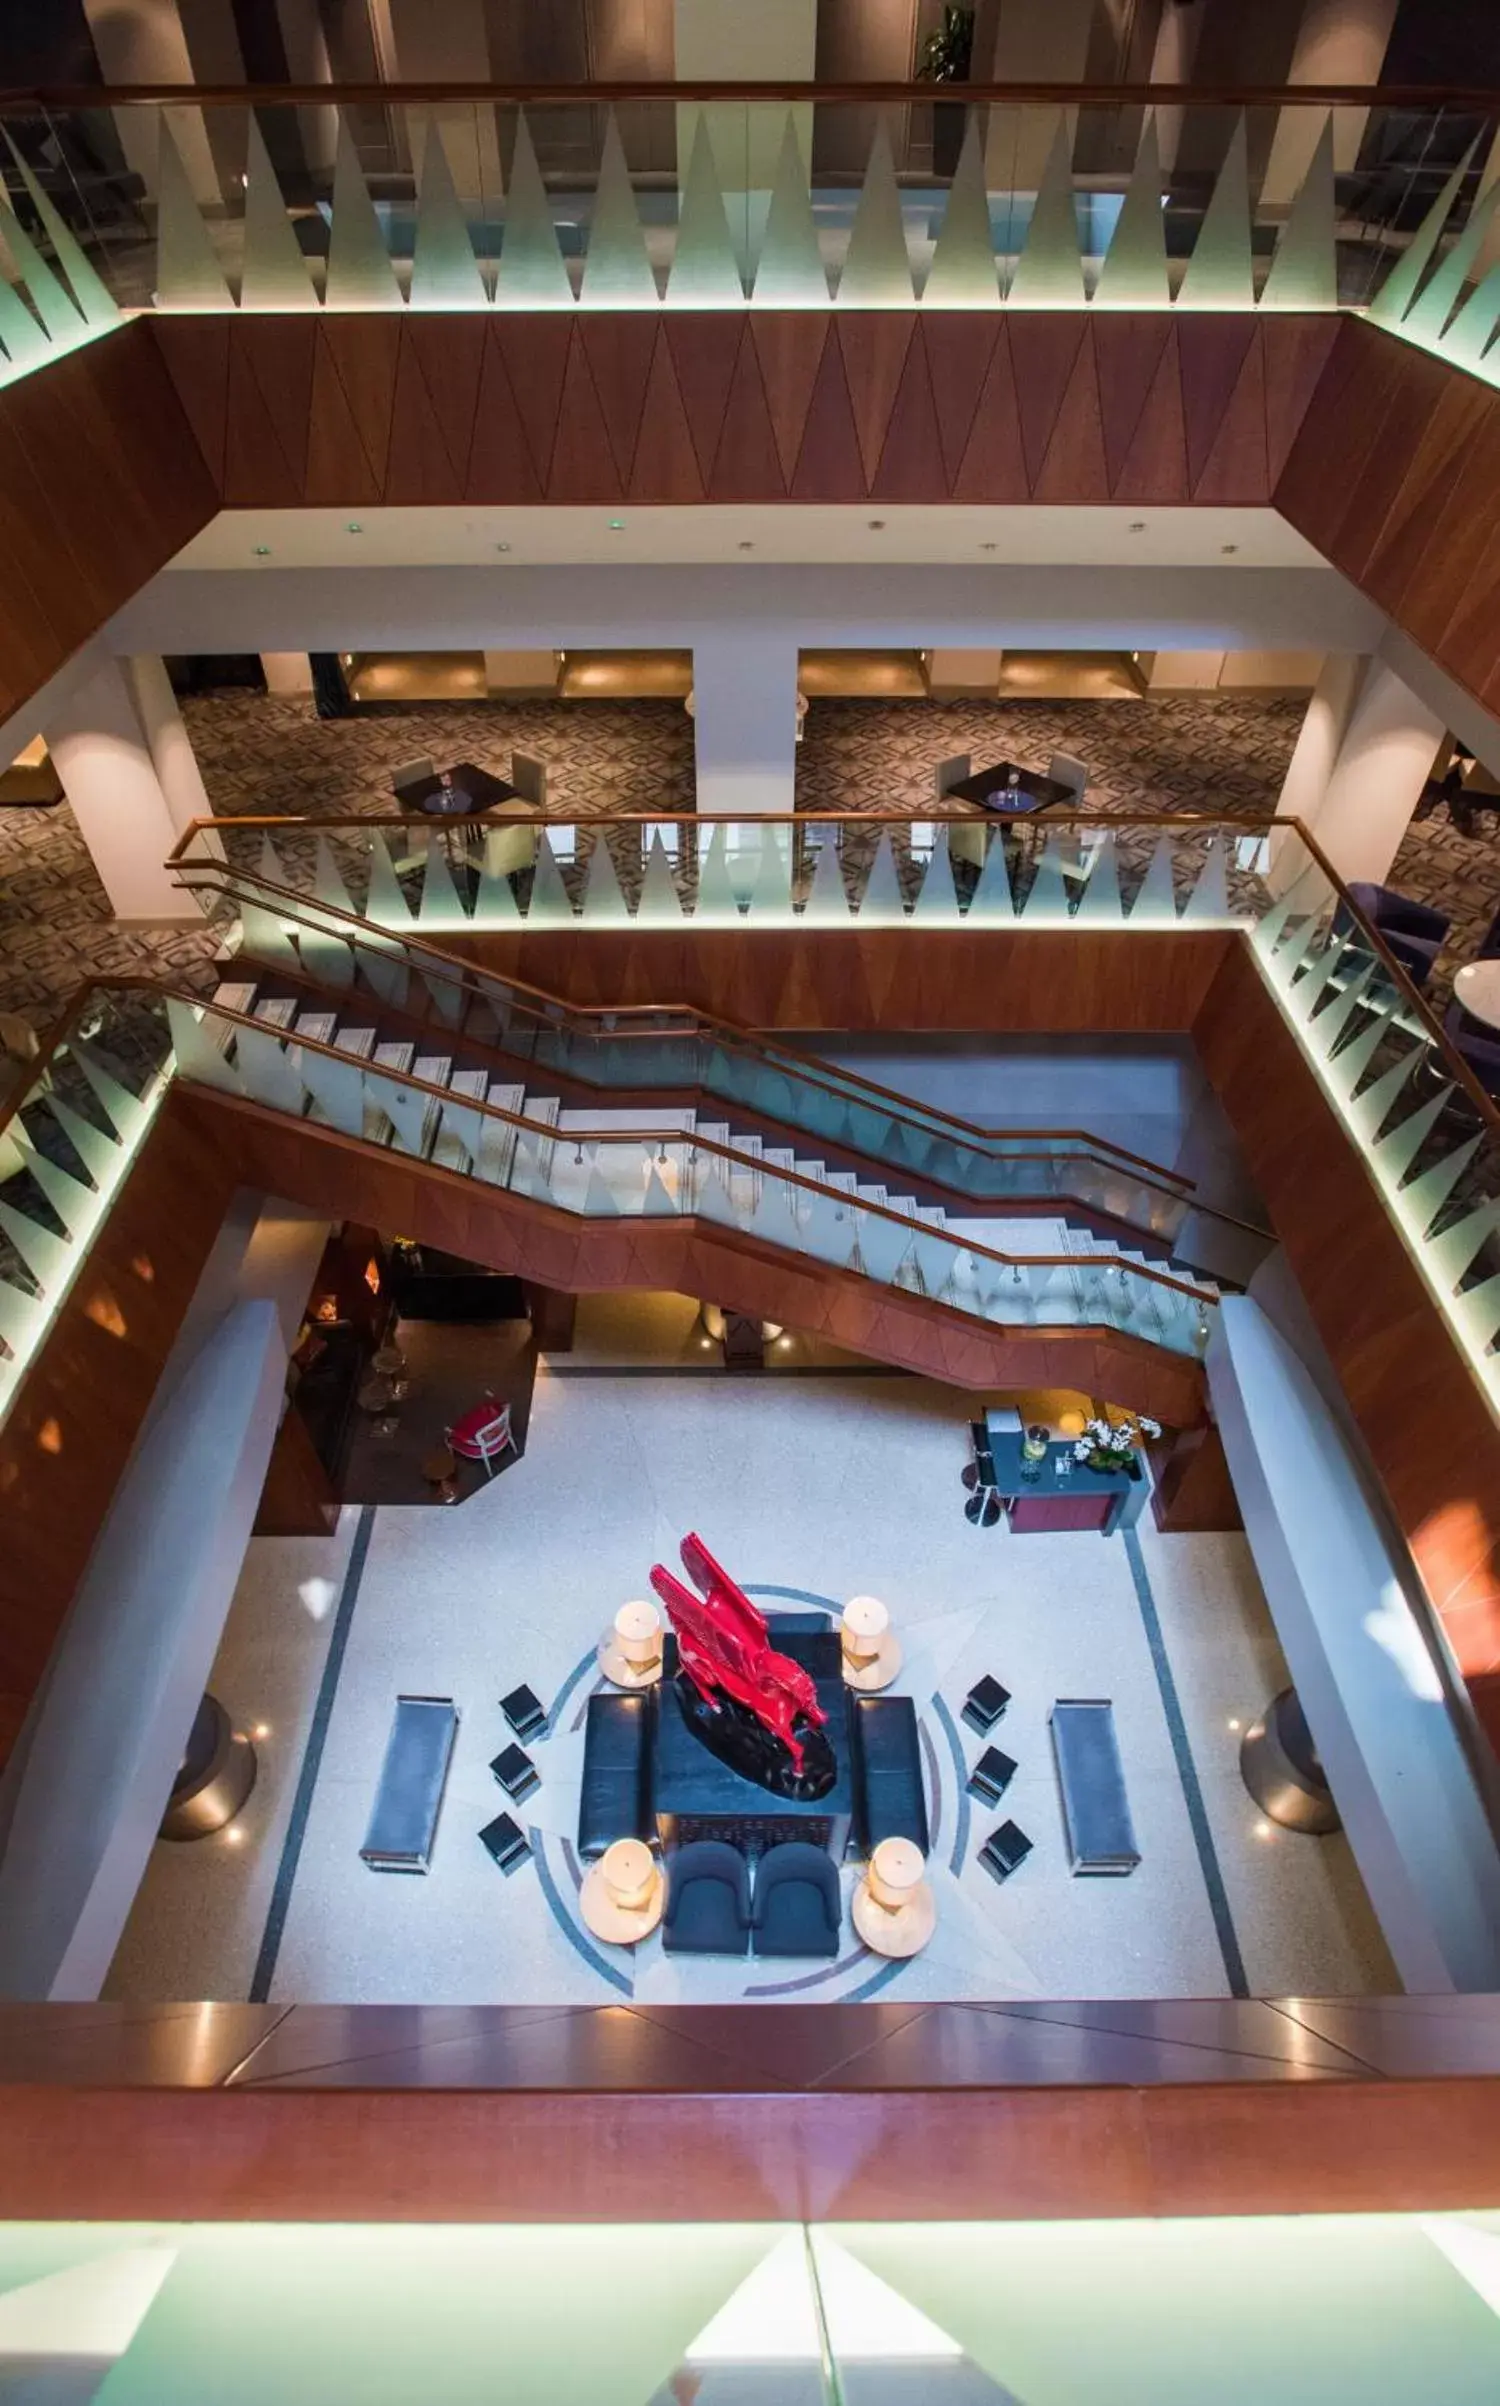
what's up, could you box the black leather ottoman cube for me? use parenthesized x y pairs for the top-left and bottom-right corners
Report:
(479, 1812), (531, 1874)
(967, 1746), (1017, 1807)
(962, 1675), (1011, 1737)
(849, 1694), (931, 1859)
(978, 1819), (1033, 1883)
(501, 1683), (548, 1743)
(578, 1691), (654, 1860)
(490, 1743), (539, 1803)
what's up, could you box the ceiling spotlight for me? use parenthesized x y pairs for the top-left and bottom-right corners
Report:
(608, 518), (625, 531)
(980, 541), (998, 552)
(253, 544), (271, 557)
(496, 541), (512, 553)
(1127, 521), (1147, 534)
(1221, 542), (1240, 555)
(738, 540), (755, 551)
(867, 518), (887, 531)
(346, 521), (364, 535)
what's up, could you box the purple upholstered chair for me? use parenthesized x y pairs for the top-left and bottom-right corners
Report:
(1342, 883), (1451, 988)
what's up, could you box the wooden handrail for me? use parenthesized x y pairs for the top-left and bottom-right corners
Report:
(172, 980), (1220, 1304)
(6, 80), (1499, 110)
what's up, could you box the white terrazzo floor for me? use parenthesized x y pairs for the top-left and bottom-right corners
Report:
(108, 1369), (1396, 2007)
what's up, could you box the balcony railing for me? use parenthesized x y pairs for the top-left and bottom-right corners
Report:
(0, 83), (1495, 379)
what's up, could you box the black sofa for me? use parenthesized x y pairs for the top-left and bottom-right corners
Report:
(578, 1692), (654, 1860)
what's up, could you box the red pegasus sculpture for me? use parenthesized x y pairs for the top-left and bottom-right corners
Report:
(649, 1533), (828, 1774)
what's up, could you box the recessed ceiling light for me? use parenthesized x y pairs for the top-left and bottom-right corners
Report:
(496, 542), (512, 553)
(738, 540), (754, 551)
(1127, 521), (1147, 534)
(346, 522), (364, 534)
(867, 518), (886, 531)
(980, 541), (998, 552)
(1221, 542), (1239, 555)
(253, 545), (271, 557)
(608, 518), (625, 531)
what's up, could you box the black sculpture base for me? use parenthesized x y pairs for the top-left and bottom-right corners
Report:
(673, 1673), (837, 1802)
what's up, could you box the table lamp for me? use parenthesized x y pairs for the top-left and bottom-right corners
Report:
(839, 1594), (903, 1692)
(598, 1598), (665, 1688)
(866, 1836), (926, 1913)
(599, 1839), (661, 1915)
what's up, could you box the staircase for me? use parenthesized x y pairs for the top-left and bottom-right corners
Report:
(171, 965), (1220, 1366)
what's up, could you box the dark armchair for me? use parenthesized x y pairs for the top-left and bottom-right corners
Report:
(751, 1843), (842, 1958)
(662, 1840), (751, 1956)
(1340, 882), (1450, 988)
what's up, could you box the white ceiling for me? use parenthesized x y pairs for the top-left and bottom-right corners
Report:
(167, 503), (1322, 574)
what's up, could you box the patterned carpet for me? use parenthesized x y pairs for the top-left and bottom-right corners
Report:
(2, 685), (1498, 1035)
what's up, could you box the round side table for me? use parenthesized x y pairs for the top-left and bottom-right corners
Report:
(1454, 958), (1500, 1033)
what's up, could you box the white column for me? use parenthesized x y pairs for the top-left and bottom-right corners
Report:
(1276, 654), (1363, 825)
(691, 632), (800, 817)
(44, 659), (203, 924)
(1260, 0), (1401, 211)
(261, 652), (315, 696)
(124, 656), (212, 838)
(1294, 657), (1446, 886)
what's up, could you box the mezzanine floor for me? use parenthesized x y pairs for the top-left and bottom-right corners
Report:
(107, 1359), (1394, 2015)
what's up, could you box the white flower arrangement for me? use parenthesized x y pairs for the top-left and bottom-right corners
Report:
(1074, 1412), (1161, 1464)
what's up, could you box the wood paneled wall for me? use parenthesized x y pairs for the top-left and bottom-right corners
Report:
(149, 310), (1337, 509)
(176, 1087), (1207, 1427)
(1, 2073), (1497, 2223)
(0, 322), (218, 724)
(0, 1098), (239, 1762)
(1193, 941), (1500, 1746)
(1273, 314), (1500, 721)
(442, 925), (1237, 1030)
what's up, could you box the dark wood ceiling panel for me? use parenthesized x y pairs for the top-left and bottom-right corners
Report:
(920, 314), (1001, 488)
(1261, 314), (1341, 487)
(789, 325), (866, 499)
(949, 322), (1027, 501)
(303, 333), (384, 507)
(577, 315), (660, 488)
(709, 325), (787, 498)
(1362, 373), (1491, 617)
(1191, 327), (1268, 503)
(383, 337), (466, 504)
(869, 329), (945, 501)
(836, 311), (918, 486)
(627, 328), (706, 500)
(147, 317), (230, 488)
(1008, 314), (1090, 490)
(230, 318), (316, 496)
(1109, 324), (1189, 502)
(542, 327), (623, 504)
(317, 316), (402, 492)
(1177, 315), (1258, 491)
(749, 313), (832, 486)
(1093, 315), (1174, 492)
(660, 314), (742, 487)
(491, 314), (573, 488)
(1032, 325), (1108, 502)
(463, 327), (545, 502)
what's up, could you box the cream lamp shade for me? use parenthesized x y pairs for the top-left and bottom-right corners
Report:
(615, 1600), (662, 1667)
(841, 1595), (890, 1660)
(600, 1839), (659, 1912)
(867, 1836), (925, 1910)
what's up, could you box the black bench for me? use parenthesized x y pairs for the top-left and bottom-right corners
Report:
(577, 1691), (655, 1860)
(849, 1694), (931, 1860)
(360, 1695), (459, 1872)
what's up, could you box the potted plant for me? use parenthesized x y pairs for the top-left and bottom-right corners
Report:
(919, 5), (975, 181)
(1074, 1413), (1161, 1477)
